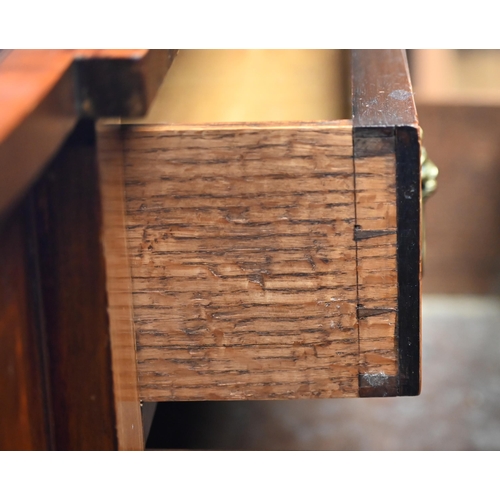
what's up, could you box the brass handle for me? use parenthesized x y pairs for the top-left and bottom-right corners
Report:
(421, 147), (439, 202)
(421, 145), (439, 271)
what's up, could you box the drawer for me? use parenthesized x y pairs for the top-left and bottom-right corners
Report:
(96, 50), (421, 414)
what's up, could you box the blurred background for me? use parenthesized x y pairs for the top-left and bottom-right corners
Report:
(144, 50), (500, 450)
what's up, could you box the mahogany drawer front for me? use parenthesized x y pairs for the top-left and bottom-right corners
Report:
(96, 50), (420, 416)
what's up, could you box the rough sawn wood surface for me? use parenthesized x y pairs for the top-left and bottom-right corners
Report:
(98, 119), (400, 401)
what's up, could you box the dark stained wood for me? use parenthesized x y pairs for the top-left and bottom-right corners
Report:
(0, 198), (51, 450)
(0, 51), (179, 449)
(0, 49), (177, 217)
(395, 126), (421, 396)
(32, 120), (117, 450)
(75, 50), (178, 117)
(352, 49), (418, 129)
(393, 52), (421, 395)
(352, 49), (421, 396)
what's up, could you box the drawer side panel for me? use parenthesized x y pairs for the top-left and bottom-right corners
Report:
(122, 123), (360, 401)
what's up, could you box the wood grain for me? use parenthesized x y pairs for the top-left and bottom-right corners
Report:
(97, 124), (144, 450)
(352, 50), (421, 396)
(103, 121), (361, 400)
(92, 49), (421, 402)
(352, 49), (418, 128)
(353, 130), (398, 396)
(98, 118), (411, 400)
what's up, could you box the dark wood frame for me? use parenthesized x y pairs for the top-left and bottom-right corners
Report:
(0, 50), (176, 450)
(352, 49), (421, 396)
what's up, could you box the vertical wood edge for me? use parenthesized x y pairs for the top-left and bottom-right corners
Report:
(352, 48), (420, 398)
(97, 125), (144, 450)
(395, 125), (421, 396)
(23, 194), (56, 448)
(353, 126), (399, 398)
(353, 125), (421, 397)
(0, 200), (51, 449)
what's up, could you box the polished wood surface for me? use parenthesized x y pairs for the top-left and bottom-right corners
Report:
(0, 57), (76, 221)
(0, 49), (177, 217)
(0, 50), (176, 449)
(352, 49), (418, 128)
(0, 50), (166, 143)
(0, 199), (51, 450)
(0, 50), (74, 143)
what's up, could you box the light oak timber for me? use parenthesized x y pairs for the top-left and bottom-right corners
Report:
(108, 121), (361, 400)
(97, 125), (143, 450)
(354, 135), (399, 391)
(96, 117), (407, 402)
(96, 50), (420, 402)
